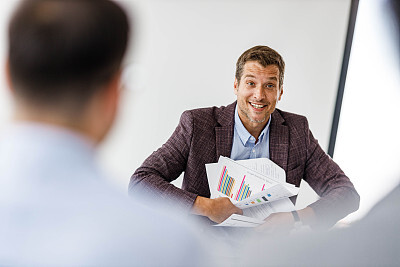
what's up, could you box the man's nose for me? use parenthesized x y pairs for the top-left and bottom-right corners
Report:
(253, 86), (265, 100)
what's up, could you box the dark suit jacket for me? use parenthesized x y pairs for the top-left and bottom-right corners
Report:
(130, 102), (359, 226)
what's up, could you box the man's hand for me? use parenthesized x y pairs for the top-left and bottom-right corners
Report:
(191, 196), (243, 223)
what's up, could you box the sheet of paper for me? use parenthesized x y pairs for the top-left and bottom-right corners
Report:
(242, 203), (274, 220)
(214, 156), (297, 203)
(214, 214), (264, 227)
(242, 198), (295, 220)
(235, 157), (287, 184)
(217, 198), (295, 227)
(206, 156), (299, 227)
(215, 156), (278, 201)
(234, 184), (299, 208)
(205, 163), (220, 199)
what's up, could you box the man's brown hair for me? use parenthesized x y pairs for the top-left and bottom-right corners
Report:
(235, 45), (285, 88)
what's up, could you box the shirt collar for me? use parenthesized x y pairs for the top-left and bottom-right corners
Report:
(234, 105), (271, 145)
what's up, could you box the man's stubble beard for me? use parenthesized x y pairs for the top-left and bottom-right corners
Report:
(239, 105), (268, 124)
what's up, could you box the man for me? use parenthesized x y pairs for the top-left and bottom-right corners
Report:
(0, 0), (205, 265)
(130, 45), (359, 230)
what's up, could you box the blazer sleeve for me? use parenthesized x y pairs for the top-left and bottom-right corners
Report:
(302, 119), (360, 228)
(129, 111), (198, 212)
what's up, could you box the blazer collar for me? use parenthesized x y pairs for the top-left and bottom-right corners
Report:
(216, 101), (236, 127)
(215, 103), (289, 172)
(269, 109), (289, 171)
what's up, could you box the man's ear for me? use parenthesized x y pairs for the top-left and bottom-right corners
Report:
(234, 78), (238, 95)
(5, 59), (15, 94)
(278, 86), (284, 101)
(97, 70), (121, 126)
(92, 70), (122, 144)
(104, 70), (121, 111)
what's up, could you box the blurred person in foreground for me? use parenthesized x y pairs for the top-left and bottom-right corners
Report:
(0, 0), (206, 265)
(130, 45), (359, 231)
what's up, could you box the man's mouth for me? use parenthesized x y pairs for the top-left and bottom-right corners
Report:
(250, 102), (267, 109)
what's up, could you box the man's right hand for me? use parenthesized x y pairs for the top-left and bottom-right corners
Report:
(191, 196), (243, 223)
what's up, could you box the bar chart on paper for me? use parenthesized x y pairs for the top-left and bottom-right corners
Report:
(207, 156), (300, 227)
(217, 166), (236, 198)
(217, 166), (253, 201)
(235, 176), (252, 201)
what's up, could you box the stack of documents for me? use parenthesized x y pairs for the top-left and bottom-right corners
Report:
(206, 156), (299, 227)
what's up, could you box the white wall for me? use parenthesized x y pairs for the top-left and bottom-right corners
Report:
(0, 1), (351, 208)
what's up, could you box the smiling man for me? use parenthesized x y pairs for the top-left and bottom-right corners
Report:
(130, 45), (359, 230)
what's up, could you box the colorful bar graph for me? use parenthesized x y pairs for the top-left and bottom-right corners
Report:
(217, 166), (235, 197)
(235, 176), (252, 201)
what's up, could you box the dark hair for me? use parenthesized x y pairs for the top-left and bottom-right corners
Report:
(235, 45), (285, 88)
(8, 0), (129, 110)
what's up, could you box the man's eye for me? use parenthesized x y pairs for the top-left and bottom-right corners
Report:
(266, 84), (275, 89)
(247, 82), (255, 86)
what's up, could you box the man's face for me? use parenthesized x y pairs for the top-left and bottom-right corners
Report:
(234, 61), (283, 132)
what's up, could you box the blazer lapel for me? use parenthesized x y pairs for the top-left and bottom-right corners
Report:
(269, 109), (289, 172)
(215, 127), (233, 158)
(215, 102), (236, 159)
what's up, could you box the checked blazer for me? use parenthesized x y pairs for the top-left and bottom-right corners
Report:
(129, 102), (359, 226)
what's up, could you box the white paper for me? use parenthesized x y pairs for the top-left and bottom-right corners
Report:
(235, 157), (287, 184)
(234, 184), (299, 208)
(215, 156), (278, 201)
(206, 159), (298, 202)
(242, 198), (295, 220)
(205, 163), (220, 199)
(216, 199), (295, 227)
(212, 156), (297, 204)
(206, 156), (300, 227)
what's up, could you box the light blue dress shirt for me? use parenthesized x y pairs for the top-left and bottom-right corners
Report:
(230, 106), (271, 160)
(0, 123), (206, 266)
